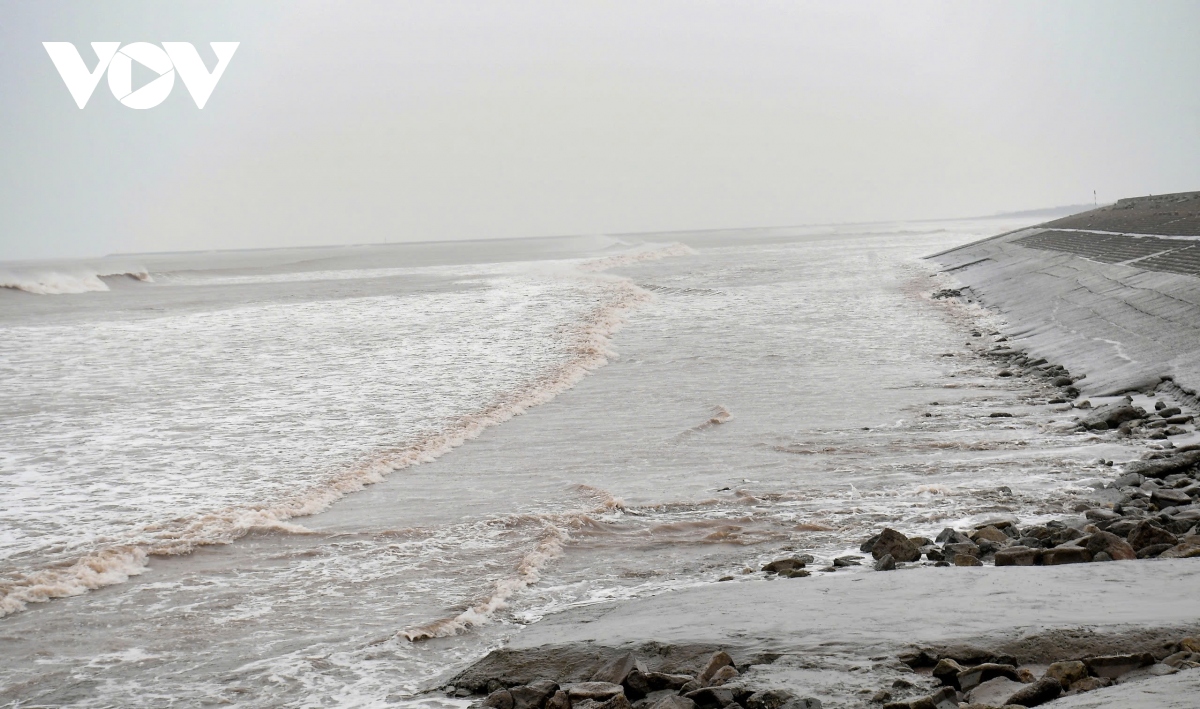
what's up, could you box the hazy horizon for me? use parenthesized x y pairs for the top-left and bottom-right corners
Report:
(2, 0), (1198, 260)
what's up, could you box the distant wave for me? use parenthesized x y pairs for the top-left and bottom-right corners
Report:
(0, 267), (152, 295)
(0, 243), (690, 618)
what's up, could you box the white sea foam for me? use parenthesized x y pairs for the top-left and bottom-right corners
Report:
(0, 265), (151, 294)
(0, 244), (688, 617)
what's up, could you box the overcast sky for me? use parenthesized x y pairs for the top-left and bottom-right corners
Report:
(2, 0), (1198, 260)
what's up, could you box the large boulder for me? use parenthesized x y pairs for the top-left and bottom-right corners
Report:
(682, 687), (734, 709)
(485, 690), (515, 709)
(650, 697), (696, 709)
(567, 683), (626, 701)
(1083, 531), (1136, 560)
(696, 652), (734, 685)
(1083, 653), (1154, 679)
(592, 654), (637, 685)
(1080, 404), (1144, 430)
(1004, 676), (1061, 706)
(1125, 450), (1200, 479)
(1152, 488), (1192, 508)
(872, 528), (921, 562)
(958, 663), (1020, 692)
(512, 681), (561, 709)
(1041, 546), (1092, 565)
(744, 690), (794, 709)
(1127, 520), (1178, 550)
(1043, 660), (1087, 689)
(995, 546), (1041, 566)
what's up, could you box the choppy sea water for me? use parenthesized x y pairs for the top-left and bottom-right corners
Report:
(0, 221), (1151, 707)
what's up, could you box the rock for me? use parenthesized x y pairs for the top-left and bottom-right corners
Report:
(874, 554), (896, 571)
(882, 687), (956, 709)
(1113, 472), (1145, 488)
(1083, 652), (1154, 679)
(1136, 543), (1173, 558)
(576, 696), (633, 709)
(1083, 531), (1136, 560)
(567, 683), (626, 701)
(785, 569), (811, 578)
(935, 528), (972, 545)
(1067, 677), (1111, 693)
(1152, 488), (1193, 508)
(696, 652), (734, 686)
(623, 670), (651, 700)
(1081, 404), (1144, 431)
(832, 556), (863, 567)
(1166, 414), (1193, 424)
(1004, 676), (1061, 706)
(1158, 407), (1183, 418)
(762, 559), (807, 575)
(970, 526), (1010, 544)
(705, 666), (738, 687)
(954, 554), (983, 566)
(1084, 508), (1120, 522)
(547, 691), (571, 709)
(593, 655), (637, 685)
(990, 412), (1013, 418)
(485, 690), (516, 709)
(1127, 520), (1179, 549)
(872, 528), (921, 562)
(1041, 546), (1092, 565)
(1125, 450), (1200, 479)
(643, 673), (693, 692)
(932, 658), (965, 688)
(994, 546), (1041, 566)
(945, 542), (981, 559)
(744, 690), (794, 709)
(958, 663), (1020, 692)
(870, 690), (890, 703)
(860, 534), (881, 553)
(512, 681), (561, 709)
(682, 687), (733, 709)
(898, 648), (939, 668)
(1046, 662), (1094, 691)
(968, 676), (1024, 706)
(677, 681), (701, 695)
(1158, 542), (1200, 558)
(650, 697), (695, 709)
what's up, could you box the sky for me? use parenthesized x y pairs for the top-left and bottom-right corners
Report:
(1, 0), (1198, 260)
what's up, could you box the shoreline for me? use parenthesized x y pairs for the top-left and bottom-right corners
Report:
(432, 198), (1200, 708)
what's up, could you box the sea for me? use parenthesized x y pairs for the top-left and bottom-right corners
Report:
(0, 218), (1136, 707)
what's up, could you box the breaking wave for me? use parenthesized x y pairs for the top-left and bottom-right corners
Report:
(0, 244), (688, 618)
(0, 266), (152, 295)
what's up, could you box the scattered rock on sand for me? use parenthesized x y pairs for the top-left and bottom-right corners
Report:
(874, 554), (896, 571)
(954, 553), (983, 566)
